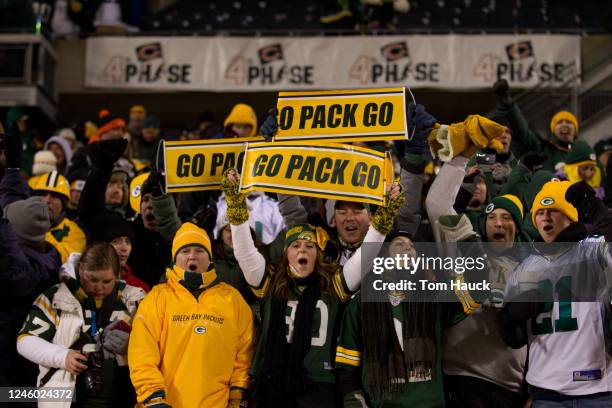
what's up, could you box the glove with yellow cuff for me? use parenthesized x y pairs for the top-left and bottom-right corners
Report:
(371, 181), (406, 235)
(221, 168), (249, 225)
(428, 115), (505, 161)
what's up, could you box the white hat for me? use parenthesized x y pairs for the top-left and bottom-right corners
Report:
(58, 128), (76, 142)
(32, 151), (57, 175)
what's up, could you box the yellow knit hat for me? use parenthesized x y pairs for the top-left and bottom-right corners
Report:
(172, 222), (212, 261)
(130, 105), (146, 119)
(550, 111), (579, 134)
(531, 180), (578, 225)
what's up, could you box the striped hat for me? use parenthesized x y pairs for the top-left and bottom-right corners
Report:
(33, 171), (70, 201)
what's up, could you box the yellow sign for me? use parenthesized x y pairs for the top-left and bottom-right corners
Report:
(274, 87), (408, 143)
(240, 142), (394, 206)
(162, 137), (263, 193)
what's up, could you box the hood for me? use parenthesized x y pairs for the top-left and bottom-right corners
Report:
(563, 161), (601, 188)
(44, 135), (73, 166)
(223, 104), (258, 137)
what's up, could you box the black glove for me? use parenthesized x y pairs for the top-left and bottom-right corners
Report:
(142, 170), (165, 198)
(503, 289), (548, 323)
(405, 103), (436, 155)
(519, 151), (548, 173)
(259, 108), (278, 142)
(492, 79), (513, 110)
(89, 138), (128, 169)
(4, 123), (23, 168)
(565, 180), (600, 224)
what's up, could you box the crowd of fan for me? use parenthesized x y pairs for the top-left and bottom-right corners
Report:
(1, 79), (612, 407)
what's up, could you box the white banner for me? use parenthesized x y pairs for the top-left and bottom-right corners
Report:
(85, 35), (580, 90)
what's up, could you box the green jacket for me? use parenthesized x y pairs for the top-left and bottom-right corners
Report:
(501, 104), (571, 172)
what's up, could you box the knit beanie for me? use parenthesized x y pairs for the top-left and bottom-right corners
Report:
(172, 222), (212, 261)
(89, 111), (127, 144)
(565, 140), (595, 165)
(143, 115), (160, 129)
(550, 111), (579, 134)
(531, 180), (578, 225)
(89, 211), (134, 244)
(284, 223), (330, 252)
(487, 111), (511, 130)
(3, 197), (50, 244)
(594, 138), (612, 158)
(32, 151), (57, 175)
(130, 105), (146, 119)
(58, 128), (76, 142)
(484, 194), (524, 232)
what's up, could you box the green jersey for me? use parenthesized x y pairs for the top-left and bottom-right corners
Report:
(250, 268), (352, 383)
(336, 293), (466, 407)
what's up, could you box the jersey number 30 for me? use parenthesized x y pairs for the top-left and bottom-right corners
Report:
(286, 300), (329, 347)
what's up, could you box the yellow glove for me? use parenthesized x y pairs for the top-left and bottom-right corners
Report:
(428, 115), (505, 161)
(371, 181), (406, 235)
(221, 168), (249, 225)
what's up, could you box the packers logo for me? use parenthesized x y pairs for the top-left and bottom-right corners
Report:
(485, 203), (495, 214)
(540, 197), (554, 206)
(286, 225), (304, 237)
(131, 185), (141, 198)
(194, 326), (206, 334)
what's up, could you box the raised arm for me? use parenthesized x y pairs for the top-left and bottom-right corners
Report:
(78, 139), (127, 226)
(425, 156), (468, 242)
(342, 181), (405, 293)
(222, 169), (267, 287)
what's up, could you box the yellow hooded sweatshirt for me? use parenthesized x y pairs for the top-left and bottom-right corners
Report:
(128, 265), (255, 407)
(223, 103), (258, 137)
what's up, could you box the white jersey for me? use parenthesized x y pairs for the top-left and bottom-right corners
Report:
(506, 237), (612, 395)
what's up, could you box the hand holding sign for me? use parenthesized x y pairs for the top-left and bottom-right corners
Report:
(221, 168), (249, 225)
(259, 108), (278, 141)
(405, 103), (437, 155)
(387, 180), (401, 201)
(371, 179), (406, 235)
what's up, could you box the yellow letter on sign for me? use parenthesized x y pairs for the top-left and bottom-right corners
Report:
(239, 141), (394, 206)
(275, 87), (408, 143)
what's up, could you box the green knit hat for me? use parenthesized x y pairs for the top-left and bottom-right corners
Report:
(565, 140), (596, 165)
(483, 194), (524, 232)
(284, 223), (330, 252)
(143, 115), (160, 130)
(594, 138), (612, 158)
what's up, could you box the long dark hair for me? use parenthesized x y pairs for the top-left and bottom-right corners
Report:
(270, 250), (338, 300)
